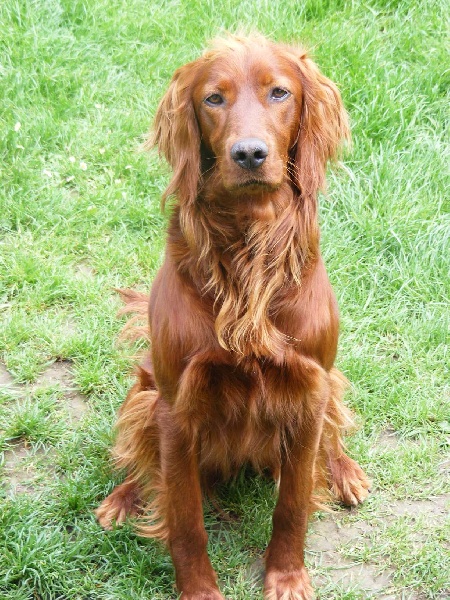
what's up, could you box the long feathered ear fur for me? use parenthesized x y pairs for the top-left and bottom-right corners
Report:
(290, 50), (350, 200)
(146, 60), (202, 209)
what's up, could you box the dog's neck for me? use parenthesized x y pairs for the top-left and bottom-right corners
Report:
(169, 181), (320, 359)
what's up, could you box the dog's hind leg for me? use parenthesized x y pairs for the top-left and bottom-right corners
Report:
(318, 368), (371, 506)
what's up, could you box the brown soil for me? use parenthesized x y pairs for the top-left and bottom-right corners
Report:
(1, 360), (88, 493)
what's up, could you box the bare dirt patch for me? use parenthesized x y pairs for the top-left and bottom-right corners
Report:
(1, 360), (88, 494)
(3, 441), (38, 493)
(312, 491), (449, 597)
(32, 360), (88, 423)
(0, 362), (16, 387)
(308, 512), (394, 596)
(75, 262), (96, 278)
(385, 495), (449, 525)
(2, 441), (56, 494)
(377, 426), (401, 450)
(1, 360), (87, 422)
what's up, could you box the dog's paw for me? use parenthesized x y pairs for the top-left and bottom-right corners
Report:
(95, 480), (141, 530)
(264, 568), (314, 600)
(330, 454), (371, 506)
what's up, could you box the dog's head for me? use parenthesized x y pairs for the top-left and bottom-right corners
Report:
(151, 34), (349, 207)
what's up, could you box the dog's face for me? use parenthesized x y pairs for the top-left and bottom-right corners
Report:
(153, 35), (349, 207)
(192, 44), (302, 194)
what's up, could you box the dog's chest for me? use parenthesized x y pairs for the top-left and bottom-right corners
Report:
(180, 354), (314, 477)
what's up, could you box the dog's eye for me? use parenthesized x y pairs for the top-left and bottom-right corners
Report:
(270, 87), (290, 101)
(204, 94), (224, 106)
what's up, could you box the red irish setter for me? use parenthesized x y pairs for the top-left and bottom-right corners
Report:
(96, 34), (370, 599)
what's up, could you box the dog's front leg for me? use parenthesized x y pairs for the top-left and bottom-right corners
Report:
(158, 398), (224, 600)
(264, 410), (325, 600)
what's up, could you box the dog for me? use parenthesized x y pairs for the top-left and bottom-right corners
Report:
(96, 33), (370, 600)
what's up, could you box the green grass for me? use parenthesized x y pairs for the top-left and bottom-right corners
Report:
(0, 0), (449, 598)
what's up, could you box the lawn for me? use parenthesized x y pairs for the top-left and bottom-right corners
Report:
(0, 0), (449, 598)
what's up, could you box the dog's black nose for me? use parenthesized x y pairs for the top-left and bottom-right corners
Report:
(230, 138), (268, 170)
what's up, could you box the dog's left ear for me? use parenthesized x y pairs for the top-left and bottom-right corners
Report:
(289, 50), (350, 200)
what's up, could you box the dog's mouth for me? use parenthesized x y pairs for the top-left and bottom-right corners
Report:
(228, 178), (281, 195)
(238, 179), (267, 188)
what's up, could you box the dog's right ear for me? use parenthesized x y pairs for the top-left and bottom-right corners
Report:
(146, 60), (202, 208)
